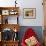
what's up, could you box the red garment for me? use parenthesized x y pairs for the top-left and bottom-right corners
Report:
(21, 28), (41, 46)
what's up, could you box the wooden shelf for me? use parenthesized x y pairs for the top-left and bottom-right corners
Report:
(1, 40), (19, 46)
(0, 7), (19, 24)
(0, 7), (19, 46)
(0, 24), (20, 32)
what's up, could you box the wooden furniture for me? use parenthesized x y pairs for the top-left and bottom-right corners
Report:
(0, 7), (19, 46)
(0, 24), (19, 31)
(2, 40), (19, 46)
(43, 0), (46, 46)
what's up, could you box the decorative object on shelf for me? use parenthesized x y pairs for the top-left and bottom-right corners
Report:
(2, 16), (8, 24)
(1, 28), (13, 41)
(13, 27), (18, 41)
(2, 10), (9, 15)
(23, 8), (36, 19)
(5, 18), (8, 24)
(9, 10), (18, 15)
(9, 10), (15, 15)
(13, 32), (18, 41)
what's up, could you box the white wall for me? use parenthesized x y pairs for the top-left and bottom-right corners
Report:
(18, 0), (44, 26)
(0, 0), (44, 26)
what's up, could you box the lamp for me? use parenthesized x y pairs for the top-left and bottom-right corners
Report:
(15, 0), (17, 7)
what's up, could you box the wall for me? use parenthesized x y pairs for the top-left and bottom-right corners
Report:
(0, 0), (44, 26)
(18, 0), (44, 26)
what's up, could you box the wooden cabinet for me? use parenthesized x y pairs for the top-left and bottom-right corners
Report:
(0, 41), (19, 46)
(2, 41), (19, 46)
(0, 7), (19, 46)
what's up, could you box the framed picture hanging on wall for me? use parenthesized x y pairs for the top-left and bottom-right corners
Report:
(23, 8), (36, 19)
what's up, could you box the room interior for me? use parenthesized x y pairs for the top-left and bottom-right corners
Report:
(0, 0), (45, 46)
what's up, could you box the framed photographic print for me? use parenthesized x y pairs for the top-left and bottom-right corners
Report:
(23, 8), (36, 19)
(2, 10), (9, 15)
